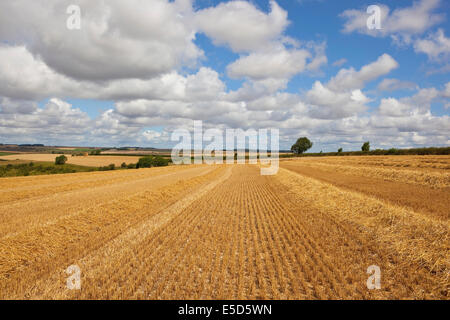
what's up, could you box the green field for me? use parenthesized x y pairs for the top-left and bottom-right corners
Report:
(0, 161), (98, 177)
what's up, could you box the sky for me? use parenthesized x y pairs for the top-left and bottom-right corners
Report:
(0, 0), (449, 152)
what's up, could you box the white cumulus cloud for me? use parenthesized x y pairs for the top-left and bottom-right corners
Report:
(195, 0), (289, 52)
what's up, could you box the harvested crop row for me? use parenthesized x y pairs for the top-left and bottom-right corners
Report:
(0, 166), (210, 237)
(288, 155), (450, 172)
(0, 165), (191, 203)
(282, 159), (450, 188)
(0, 164), (184, 189)
(281, 162), (450, 219)
(274, 168), (449, 298)
(20, 165), (444, 299)
(23, 166), (234, 299)
(1, 161), (447, 299)
(0, 165), (227, 299)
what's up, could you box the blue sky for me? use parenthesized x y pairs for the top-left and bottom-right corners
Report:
(0, 0), (449, 151)
(192, 0), (450, 115)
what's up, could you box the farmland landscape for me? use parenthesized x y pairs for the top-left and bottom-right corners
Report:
(0, 155), (448, 299)
(0, 0), (449, 305)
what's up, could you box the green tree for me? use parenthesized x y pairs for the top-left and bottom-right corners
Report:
(55, 155), (67, 165)
(338, 148), (343, 153)
(387, 148), (398, 155)
(361, 141), (370, 152)
(291, 137), (313, 154)
(136, 155), (169, 168)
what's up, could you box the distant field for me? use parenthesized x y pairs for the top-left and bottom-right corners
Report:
(281, 155), (450, 173)
(102, 149), (172, 156)
(0, 153), (140, 167)
(0, 152), (16, 156)
(281, 155), (450, 218)
(0, 155), (448, 299)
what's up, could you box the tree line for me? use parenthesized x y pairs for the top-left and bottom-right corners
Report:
(290, 137), (449, 156)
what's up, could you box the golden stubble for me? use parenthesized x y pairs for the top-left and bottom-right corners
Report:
(0, 155), (448, 299)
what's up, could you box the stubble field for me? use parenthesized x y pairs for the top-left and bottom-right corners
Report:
(0, 156), (448, 299)
(0, 153), (140, 167)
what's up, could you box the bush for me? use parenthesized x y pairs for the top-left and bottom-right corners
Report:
(55, 155), (68, 165)
(98, 163), (116, 171)
(136, 155), (169, 168)
(127, 163), (136, 169)
(387, 148), (398, 155)
(121, 162), (127, 168)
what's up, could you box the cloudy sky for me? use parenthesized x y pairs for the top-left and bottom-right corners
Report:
(0, 0), (449, 151)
